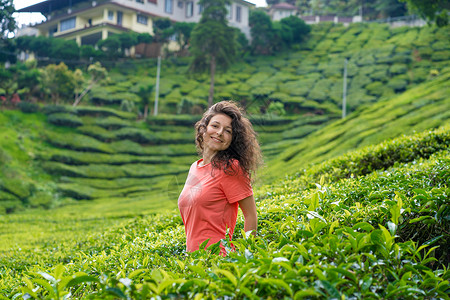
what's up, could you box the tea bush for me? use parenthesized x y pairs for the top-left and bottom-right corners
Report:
(2, 131), (449, 299)
(47, 113), (83, 127)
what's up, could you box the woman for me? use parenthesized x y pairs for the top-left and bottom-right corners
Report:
(178, 101), (262, 254)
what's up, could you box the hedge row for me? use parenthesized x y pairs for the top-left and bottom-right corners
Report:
(41, 161), (188, 179)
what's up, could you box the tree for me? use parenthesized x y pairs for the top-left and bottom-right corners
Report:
(42, 63), (77, 104)
(137, 83), (154, 119)
(50, 39), (80, 64)
(97, 36), (121, 59)
(401, 0), (449, 26)
(280, 16), (311, 44)
(249, 10), (275, 55)
(117, 32), (138, 55)
(80, 45), (103, 62)
(73, 62), (108, 106)
(0, 0), (15, 38)
(153, 18), (173, 43)
(0, 66), (16, 101)
(189, 0), (237, 107)
(172, 22), (196, 51)
(17, 61), (41, 101)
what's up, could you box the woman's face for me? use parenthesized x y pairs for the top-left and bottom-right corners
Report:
(203, 113), (233, 154)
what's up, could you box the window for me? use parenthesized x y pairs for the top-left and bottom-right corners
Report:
(108, 10), (114, 20)
(136, 0), (144, 3)
(137, 14), (148, 24)
(198, 3), (203, 14)
(165, 0), (173, 13)
(186, 1), (193, 17)
(236, 6), (241, 22)
(226, 3), (231, 19)
(60, 17), (76, 31)
(177, 1), (183, 8)
(117, 11), (123, 25)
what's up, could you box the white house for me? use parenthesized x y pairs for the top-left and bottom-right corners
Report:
(18, 0), (255, 47)
(268, 2), (297, 21)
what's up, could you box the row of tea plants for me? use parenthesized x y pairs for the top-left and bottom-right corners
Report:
(1, 126), (448, 298)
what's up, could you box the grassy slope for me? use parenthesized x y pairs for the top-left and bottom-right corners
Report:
(1, 127), (448, 298)
(261, 69), (450, 183)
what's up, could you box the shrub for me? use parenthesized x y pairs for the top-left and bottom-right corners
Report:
(45, 132), (113, 153)
(95, 116), (131, 129)
(76, 125), (116, 141)
(365, 81), (384, 96)
(76, 106), (135, 120)
(47, 113), (83, 127)
(17, 101), (39, 113)
(0, 178), (31, 200)
(431, 51), (449, 62)
(310, 126), (450, 180)
(389, 64), (408, 75)
(387, 77), (408, 91)
(42, 105), (77, 115)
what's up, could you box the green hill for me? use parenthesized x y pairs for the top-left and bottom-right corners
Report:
(0, 21), (449, 299)
(1, 126), (448, 298)
(96, 23), (449, 117)
(261, 69), (450, 182)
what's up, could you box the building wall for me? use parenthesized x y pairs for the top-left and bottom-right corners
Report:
(33, 0), (253, 44)
(271, 9), (296, 21)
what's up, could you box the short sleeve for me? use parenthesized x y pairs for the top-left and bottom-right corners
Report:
(220, 161), (253, 204)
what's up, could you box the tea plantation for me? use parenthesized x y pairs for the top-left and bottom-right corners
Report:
(96, 23), (449, 116)
(0, 21), (449, 299)
(0, 125), (448, 298)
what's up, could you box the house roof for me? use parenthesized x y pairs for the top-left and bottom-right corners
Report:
(19, 0), (256, 13)
(17, 0), (90, 14)
(272, 2), (297, 10)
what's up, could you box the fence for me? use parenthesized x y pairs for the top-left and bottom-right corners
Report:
(299, 14), (426, 27)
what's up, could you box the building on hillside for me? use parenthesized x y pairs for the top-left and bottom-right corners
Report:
(18, 0), (255, 48)
(268, 2), (298, 21)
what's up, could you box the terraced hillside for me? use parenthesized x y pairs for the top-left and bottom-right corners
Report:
(92, 23), (449, 116)
(2, 105), (330, 213)
(1, 126), (448, 298)
(262, 69), (450, 182)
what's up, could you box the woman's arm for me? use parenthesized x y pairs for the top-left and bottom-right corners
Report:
(238, 195), (258, 235)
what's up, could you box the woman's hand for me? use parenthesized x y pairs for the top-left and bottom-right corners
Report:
(239, 195), (258, 235)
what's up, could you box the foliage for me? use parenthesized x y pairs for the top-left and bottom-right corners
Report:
(17, 101), (39, 113)
(1, 130), (449, 298)
(280, 16), (311, 44)
(189, 0), (237, 106)
(0, 0), (15, 39)
(249, 10), (275, 55)
(401, 0), (449, 26)
(73, 62), (108, 106)
(170, 22), (196, 51)
(41, 63), (79, 104)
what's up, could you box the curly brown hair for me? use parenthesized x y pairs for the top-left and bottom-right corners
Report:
(195, 101), (262, 177)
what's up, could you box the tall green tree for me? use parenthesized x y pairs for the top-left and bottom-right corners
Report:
(249, 10), (275, 55)
(0, 0), (16, 63)
(0, 0), (15, 38)
(401, 0), (449, 26)
(189, 0), (237, 107)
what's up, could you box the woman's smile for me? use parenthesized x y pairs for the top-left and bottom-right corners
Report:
(203, 113), (233, 155)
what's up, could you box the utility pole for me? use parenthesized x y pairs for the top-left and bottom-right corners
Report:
(154, 55), (161, 116)
(342, 58), (348, 119)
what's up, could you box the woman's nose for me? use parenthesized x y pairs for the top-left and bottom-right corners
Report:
(217, 127), (223, 135)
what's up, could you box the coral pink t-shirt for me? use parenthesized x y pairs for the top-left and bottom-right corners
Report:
(178, 159), (253, 253)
